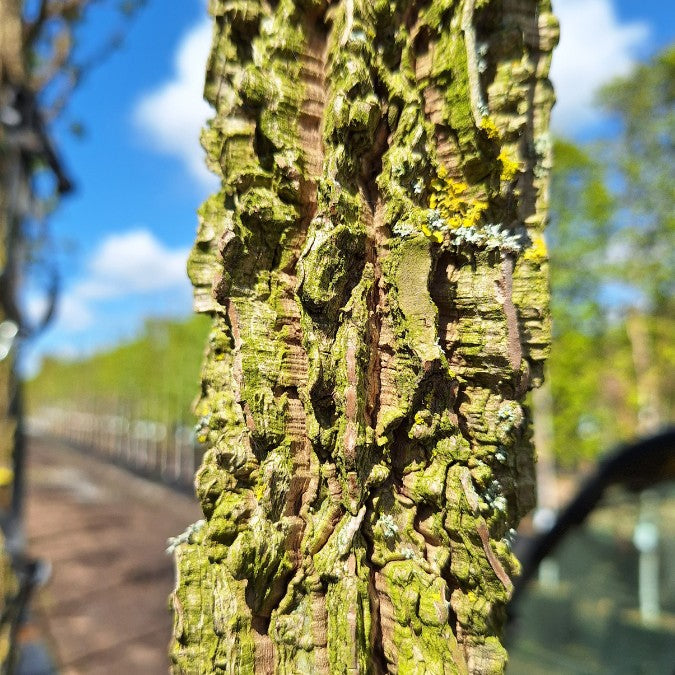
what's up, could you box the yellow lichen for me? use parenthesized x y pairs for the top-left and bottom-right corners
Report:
(421, 223), (444, 243)
(523, 233), (548, 262)
(254, 482), (266, 500)
(428, 167), (488, 230)
(0, 467), (13, 487)
(498, 149), (520, 182)
(479, 116), (500, 140)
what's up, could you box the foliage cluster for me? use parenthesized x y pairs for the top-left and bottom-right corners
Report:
(546, 45), (674, 465)
(25, 314), (211, 423)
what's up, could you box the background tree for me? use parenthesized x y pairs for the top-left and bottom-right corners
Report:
(544, 139), (619, 464)
(545, 45), (674, 466)
(170, 1), (557, 672)
(597, 45), (674, 436)
(0, 0), (143, 666)
(25, 314), (210, 421)
(1, 3), (76, 661)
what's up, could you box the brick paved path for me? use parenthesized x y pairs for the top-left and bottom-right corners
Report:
(24, 435), (202, 674)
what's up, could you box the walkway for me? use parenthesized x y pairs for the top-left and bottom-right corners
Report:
(24, 434), (202, 674)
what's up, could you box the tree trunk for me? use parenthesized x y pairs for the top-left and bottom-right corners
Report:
(0, 0), (25, 663)
(0, 0), (23, 517)
(626, 310), (661, 436)
(172, 1), (557, 672)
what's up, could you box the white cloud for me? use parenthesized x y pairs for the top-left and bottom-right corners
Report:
(77, 230), (190, 300)
(54, 229), (191, 334)
(25, 294), (49, 328)
(550, 0), (650, 134)
(59, 295), (96, 331)
(133, 19), (217, 188)
(25, 287), (94, 333)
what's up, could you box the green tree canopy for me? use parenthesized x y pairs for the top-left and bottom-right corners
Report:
(545, 44), (674, 465)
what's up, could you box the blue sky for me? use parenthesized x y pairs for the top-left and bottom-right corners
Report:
(22, 0), (674, 374)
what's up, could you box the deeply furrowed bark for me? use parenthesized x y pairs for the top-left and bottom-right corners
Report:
(172, 1), (557, 672)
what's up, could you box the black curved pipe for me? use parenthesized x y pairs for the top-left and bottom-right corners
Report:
(508, 427), (675, 619)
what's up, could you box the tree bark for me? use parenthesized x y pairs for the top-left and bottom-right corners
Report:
(0, 0), (23, 486)
(172, 1), (557, 672)
(626, 310), (661, 436)
(0, 0), (25, 663)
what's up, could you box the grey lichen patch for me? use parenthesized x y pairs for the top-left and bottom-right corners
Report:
(377, 513), (399, 539)
(172, 0), (556, 673)
(166, 519), (206, 554)
(450, 223), (524, 254)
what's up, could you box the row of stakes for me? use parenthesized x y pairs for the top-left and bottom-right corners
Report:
(27, 405), (204, 488)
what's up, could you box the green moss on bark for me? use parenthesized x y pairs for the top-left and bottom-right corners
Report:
(171, 0), (557, 672)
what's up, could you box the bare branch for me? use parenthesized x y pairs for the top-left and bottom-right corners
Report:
(30, 23), (74, 91)
(23, 0), (50, 47)
(24, 0), (89, 47)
